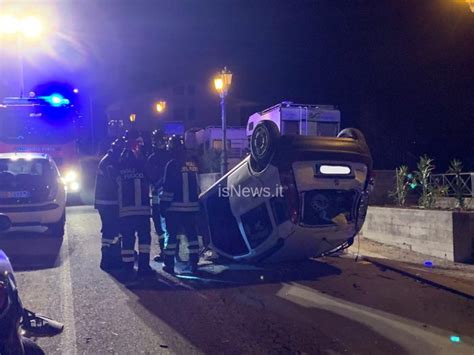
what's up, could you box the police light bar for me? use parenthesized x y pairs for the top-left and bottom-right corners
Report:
(318, 165), (351, 175)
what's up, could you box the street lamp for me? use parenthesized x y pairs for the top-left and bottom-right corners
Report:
(213, 67), (232, 175)
(155, 101), (167, 114)
(0, 15), (45, 97)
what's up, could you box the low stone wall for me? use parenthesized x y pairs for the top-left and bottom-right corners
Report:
(361, 206), (474, 262)
(434, 197), (474, 210)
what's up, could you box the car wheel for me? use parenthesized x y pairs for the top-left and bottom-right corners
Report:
(48, 213), (65, 238)
(337, 128), (367, 144)
(250, 121), (280, 172)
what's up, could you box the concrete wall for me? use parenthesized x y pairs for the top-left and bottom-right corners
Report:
(361, 206), (474, 262)
(434, 197), (474, 210)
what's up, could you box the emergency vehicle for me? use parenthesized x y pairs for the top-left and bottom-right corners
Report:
(0, 95), (82, 195)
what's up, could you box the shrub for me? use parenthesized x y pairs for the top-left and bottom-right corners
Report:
(389, 165), (410, 206)
(448, 159), (466, 210)
(414, 155), (446, 208)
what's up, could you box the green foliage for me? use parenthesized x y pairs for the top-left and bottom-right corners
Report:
(414, 155), (445, 208)
(448, 159), (466, 210)
(389, 165), (410, 206)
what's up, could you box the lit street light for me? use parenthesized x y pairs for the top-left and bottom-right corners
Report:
(155, 101), (166, 114)
(213, 67), (232, 175)
(129, 113), (137, 123)
(0, 15), (46, 97)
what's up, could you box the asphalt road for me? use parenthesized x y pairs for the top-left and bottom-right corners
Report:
(0, 206), (473, 354)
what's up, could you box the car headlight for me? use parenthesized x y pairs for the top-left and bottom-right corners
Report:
(69, 181), (80, 192)
(64, 170), (79, 183)
(63, 169), (81, 193)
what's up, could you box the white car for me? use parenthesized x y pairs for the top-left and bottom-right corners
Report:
(0, 153), (66, 237)
(200, 120), (373, 263)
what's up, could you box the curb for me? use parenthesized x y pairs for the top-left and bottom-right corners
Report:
(353, 254), (474, 300)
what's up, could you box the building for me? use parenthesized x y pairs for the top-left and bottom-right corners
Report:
(105, 81), (260, 136)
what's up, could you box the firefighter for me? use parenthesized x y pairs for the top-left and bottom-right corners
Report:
(117, 147), (154, 277)
(94, 139), (124, 270)
(146, 130), (170, 261)
(160, 135), (201, 274)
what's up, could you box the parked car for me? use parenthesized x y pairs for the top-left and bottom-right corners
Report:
(200, 110), (372, 263)
(0, 153), (66, 238)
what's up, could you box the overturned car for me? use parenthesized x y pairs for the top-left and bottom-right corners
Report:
(200, 102), (373, 263)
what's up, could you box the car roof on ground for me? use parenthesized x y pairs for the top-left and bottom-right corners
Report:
(0, 152), (50, 160)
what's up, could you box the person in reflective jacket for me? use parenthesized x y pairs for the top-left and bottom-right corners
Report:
(117, 148), (154, 277)
(146, 130), (170, 261)
(94, 139), (124, 270)
(160, 135), (201, 274)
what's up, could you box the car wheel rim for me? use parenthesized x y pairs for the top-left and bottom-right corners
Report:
(253, 127), (268, 158)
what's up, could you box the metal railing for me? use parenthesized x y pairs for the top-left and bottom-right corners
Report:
(430, 173), (474, 197)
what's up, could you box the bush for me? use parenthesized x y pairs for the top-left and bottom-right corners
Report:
(414, 155), (446, 209)
(389, 165), (409, 206)
(448, 159), (466, 210)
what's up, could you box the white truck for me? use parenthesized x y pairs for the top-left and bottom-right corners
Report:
(246, 101), (341, 138)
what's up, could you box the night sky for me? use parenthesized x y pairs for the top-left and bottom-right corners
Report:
(1, 0), (473, 169)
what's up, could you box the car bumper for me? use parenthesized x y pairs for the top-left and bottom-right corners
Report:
(0, 202), (65, 226)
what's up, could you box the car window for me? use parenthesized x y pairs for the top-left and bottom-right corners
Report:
(0, 158), (47, 176)
(241, 203), (273, 249)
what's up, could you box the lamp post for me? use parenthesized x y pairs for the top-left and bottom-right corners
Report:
(0, 15), (44, 97)
(213, 67), (232, 175)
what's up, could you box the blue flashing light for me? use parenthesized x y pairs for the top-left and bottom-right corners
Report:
(41, 93), (70, 107)
(423, 260), (433, 268)
(450, 335), (461, 343)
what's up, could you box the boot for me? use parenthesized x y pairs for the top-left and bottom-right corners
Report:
(153, 235), (166, 261)
(100, 247), (114, 271)
(108, 242), (124, 270)
(162, 255), (175, 274)
(181, 254), (198, 275)
(138, 253), (155, 277)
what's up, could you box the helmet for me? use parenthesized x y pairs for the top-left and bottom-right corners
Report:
(167, 135), (185, 154)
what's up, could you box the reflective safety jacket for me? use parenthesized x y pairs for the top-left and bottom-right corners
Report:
(146, 148), (170, 205)
(117, 158), (151, 218)
(94, 152), (119, 209)
(160, 158), (200, 213)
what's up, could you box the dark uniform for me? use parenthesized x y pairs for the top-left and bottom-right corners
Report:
(146, 135), (170, 259)
(94, 142), (122, 270)
(160, 136), (201, 274)
(117, 149), (154, 276)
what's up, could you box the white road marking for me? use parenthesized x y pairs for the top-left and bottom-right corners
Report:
(59, 227), (78, 355)
(278, 282), (474, 355)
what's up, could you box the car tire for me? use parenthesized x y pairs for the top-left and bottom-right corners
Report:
(250, 121), (280, 172)
(48, 212), (65, 238)
(337, 128), (367, 144)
